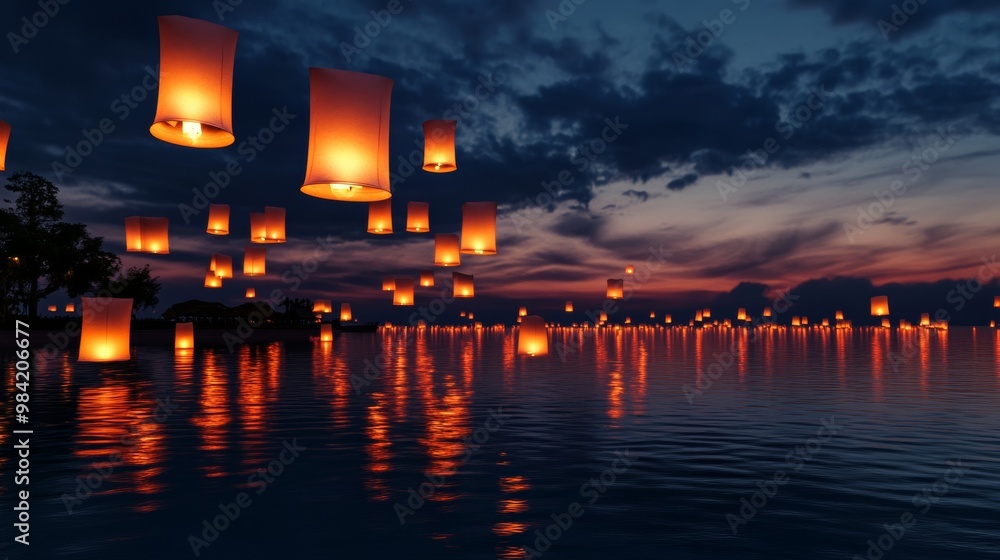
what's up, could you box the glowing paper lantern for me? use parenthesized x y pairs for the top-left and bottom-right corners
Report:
(791, 316), (801, 327)
(175, 322), (194, 350)
(518, 306), (528, 317)
(422, 119), (457, 172)
(835, 310), (844, 320)
(737, 308), (747, 321)
(243, 246), (266, 277)
(460, 202), (497, 255)
(460, 311), (466, 318)
(468, 312), (475, 320)
(434, 234), (461, 266)
(920, 313), (930, 327)
(419, 270), (435, 287)
(382, 277), (396, 291)
(565, 301), (574, 312)
(320, 324), (333, 342)
(822, 318), (830, 327)
(625, 265), (635, 275)
(517, 315), (549, 356)
(124, 217), (170, 254)
(606, 279), (624, 300)
(871, 296), (889, 316)
(453, 272), (474, 298)
(0, 120), (11, 171)
(695, 310), (703, 322)
(403, 202), (432, 233)
(250, 207), (286, 243)
(246, 288), (256, 299)
(47, 305), (57, 313)
(650, 311), (656, 319)
(312, 300), (332, 313)
(599, 311), (608, 323)
(625, 317), (632, 324)
(150, 16), (237, 148)
(881, 318), (891, 328)
(367, 199), (393, 234)
(340, 303), (352, 322)
(994, 297), (1000, 308)
(65, 303), (75, 313)
(802, 317), (809, 325)
(207, 204), (230, 235)
(210, 253), (233, 279)
(763, 308), (773, 318)
(204, 269), (222, 288)
(78, 297), (133, 362)
(703, 309), (712, 319)
(393, 278), (414, 305)
(664, 314), (672, 324)
(300, 68), (393, 201)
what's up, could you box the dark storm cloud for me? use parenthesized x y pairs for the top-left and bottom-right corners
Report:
(788, 0), (1000, 38)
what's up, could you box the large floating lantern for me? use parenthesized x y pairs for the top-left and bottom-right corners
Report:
(206, 204), (230, 235)
(452, 272), (475, 298)
(340, 303), (352, 322)
(150, 16), (238, 148)
(393, 278), (414, 305)
(204, 269), (222, 288)
(460, 202), (497, 255)
(871, 296), (889, 316)
(78, 297), (133, 362)
(382, 277), (396, 291)
(367, 199), (393, 234)
(312, 300), (332, 314)
(210, 253), (233, 279)
(301, 68), (393, 201)
(406, 201), (430, 232)
(243, 246), (266, 277)
(0, 120), (10, 170)
(606, 279), (624, 300)
(125, 217), (170, 254)
(518, 315), (549, 356)
(419, 270), (435, 287)
(175, 322), (194, 350)
(250, 207), (286, 243)
(422, 119), (457, 173)
(434, 234), (461, 266)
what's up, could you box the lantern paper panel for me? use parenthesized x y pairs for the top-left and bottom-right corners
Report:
(460, 202), (497, 255)
(599, 312), (608, 323)
(367, 199), (393, 234)
(243, 246), (266, 276)
(453, 272), (474, 298)
(263, 206), (286, 243)
(204, 270), (222, 288)
(664, 314), (672, 324)
(419, 270), (435, 287)
(871, 296), (889, 316)
(383, 277), (396, 291)
(406, 201), (430, 232)
(0, 120), (10, 171)
(150, 16), (238, 148)
(434, 234), (461, 266)
(703, 309), (712, 319)
(301, 68), (393, 201)
(792, 316), (801, 326)
(518, 315), (549, 356)
(125, 217), (170, 254)
(340, 303), (352, 322)
(881, 318), (891, 328)
(422, 119), (457, 172)
(320, 324), (333, 342)
(175, 322), (195, 349)
(393, 278), (414, 305)
(211, 253), (233, 279)
(78, 297), (133, 362)
(606, 279), (624, 300)
(207, 204), (230, 235)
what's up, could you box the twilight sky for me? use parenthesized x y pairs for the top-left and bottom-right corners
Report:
(3, 0), (1000, 323)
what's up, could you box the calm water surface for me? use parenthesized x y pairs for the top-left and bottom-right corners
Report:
(2, 326), (999, 559)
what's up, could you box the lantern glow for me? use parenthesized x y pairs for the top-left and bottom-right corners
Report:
(246, 288), (256, 299)
(207, 204), (230, 234)
(367, 199), (393, 234)
(422, 119), (457, 172)
(737, 308), (747, 321)
(406, 201), (430, 232)
(920, 313), (930, 327)
(452, 272), (474, 298)
(393, 278), (414, 305)
(340, 303), (352, 322)
(871, 296), (889, 316)
(517, 315), (549, 356)
(243, 246), (266, 277)
(606, 279), (624, 300)
(0, 120), (10, 170)
(175, 322), (195, 350)
(125, 217), (170, 254)
(625, 265), (635, 275)
(518, 306), (528, 317)
(565, 301), (574, 312)
(382, 277), (396, 291)
(434, 234), (461, 266)
(460, 202), (497, 255)
(65, 303), (75, 313)
(78, 297), (133, 362)
(320, 324), (333, 342)
(210, 253), (233, 279)
(204, 269), (222, 288)
(312, 300), (332, 313)
(419, 270), (435, 287)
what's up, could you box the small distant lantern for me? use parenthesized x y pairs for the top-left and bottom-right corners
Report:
(695, 310), (703, 322)
(871, 296), (889, 316)
(245, 288), (256, 299)
(301, 68), (393, 202)
(210, 253), (233, 279)
(312, 300), (332, 313)
(243, 246), (266, 277)
(78, 297), (133, 362)
(460, 202), (497, 255)
(763, 308), (773, 318)
(47, 305), (57, 313)
(664, 314), (672, 324)
(434, 234), (461, 266)
(453, 272), (474, 298)
(703, 309), (711, 319)
(175, 322), (195, 350)
(517, 316), (549, 356)
(802, 317), (809, 325)
(150, 16), (238, 148)
(320, 324), (333, 342)
(406, 202), (430, 232)
(125, 217), (170, 254)
(340, 303), (352, 322)
(791, 316), (801, 326)
(625, 317), (632, 324)
(565, 301), (574, 312)
(367, 199), (393, 234)
(835, 310), (844, 320)
(881, 318), (891, 328)
(207, 204), (230, 235)
(419, 270), (434, 287)
(737, 308), (747, 321)
(422, 119), (457, 172)
(65, 303), (75, 313)
(599, 311), (608, 323)
(0, 120), (10, 170)
(920, 313), (930, 327)
(822, 318), (830, 327)
(460, 311), (466, 318)
(474, 322), (483, 329)
(649, 311), (656, 319)
(393, 278), (414, 305)
(468, 312), (475, 320)
(204, 269), (222, 288)
(625, 265), (635, 275)
(606, 279), (624, 300)
(382, 277), (396, 291)
(518, 306), (528, 317)
(994, 297), (1000, 308)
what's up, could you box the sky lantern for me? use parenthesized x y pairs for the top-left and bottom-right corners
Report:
(606, 279), (624, 300)
(312, 300), (332, 313)
(920, 313), (930, 327)
(625, 265), (635, 275)
(150, 16), (238, 148)
(881, 318), (891, 328)
(460, 311), (466, 317)
(406, 201), (430, 232)
(243, 246), (266, 277)
(703, 308), (711, 319)
(518, 306), (528, 317)
(460, 202), (497, 255)
(393, 278), (414, 305)
(124, 217), (170, 254)
(802, 317), (809, 325)
(821, 318), (830, 327)
(78, 297), (133, 362)
(737, 308), (747, 321)
(517, 315), (549, 356)
(207, 204), (229, 235)
(835, 310), (844, 320)
(694, 310), (703, 322)
(382, 277), (396, 291)
(763, 308), (772, 318)
(871, 296), (889, 316)
(210, 253), (233, 279)
(367, 199), (393, 234)
(791, 316), (801, 326)
(204, 269), (222, 288)
(245, 288), (256, 299)
(422, 119), (457, 172)
(175, 322), (194, 350)
(419, 270), (435, 287)
(468, 312), (475, 320)
(453, 272), (474, 298)
(625, 317), (632, 324)
(320, 324), (333, 342)
(649, 311), (656, 319)
(994, 297), (1000, 308)
(565, 301), (574, 312)
(47, 305), (57, 313)
(340, 303), (352, 322)
(250, 207), (286, 243)
(434, 234), (461, 266)
(664, 314), (672, 324)
(0, 120), (10, 170)
(301, 68), (393, 201)
(65, 303), (75, 313)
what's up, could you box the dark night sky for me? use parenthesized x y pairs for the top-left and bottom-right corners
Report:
(2, 0), (1000, 324)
